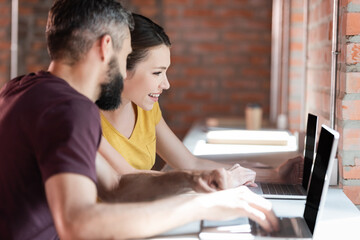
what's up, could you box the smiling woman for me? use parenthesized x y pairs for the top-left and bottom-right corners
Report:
(98, 13), (257, 186)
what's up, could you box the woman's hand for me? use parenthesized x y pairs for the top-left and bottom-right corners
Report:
(228, 163), (257, 187)
(276, 156), (304, 184)
(191, 164), (256, 192)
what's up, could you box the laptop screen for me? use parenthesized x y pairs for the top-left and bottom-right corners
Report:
(302, 113), (318, 189)
(303, 126), (335, 234)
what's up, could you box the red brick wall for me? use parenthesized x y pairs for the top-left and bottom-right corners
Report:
(306, 0), (333, 127)
(337, 0), (360, 205)
(124, 0), (273, 139)
(1, 0), (273, 140)
(287, 0), (360, 205)
(0, 0), (51, 86)
(0, 0), (11, 88)
(17, 0), (51, 75)
(288, 0), (304, 130)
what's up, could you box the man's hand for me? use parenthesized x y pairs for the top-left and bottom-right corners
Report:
(201, 186), (279, 233)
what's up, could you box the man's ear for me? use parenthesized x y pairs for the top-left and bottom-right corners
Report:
(99, 34), (113, 62)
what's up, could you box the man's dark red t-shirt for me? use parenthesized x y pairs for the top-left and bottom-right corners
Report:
(0, 71), (101, 240)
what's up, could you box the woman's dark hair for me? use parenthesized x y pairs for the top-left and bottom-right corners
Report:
(127, 13), (171, 71)
(46, 0), (134, 64)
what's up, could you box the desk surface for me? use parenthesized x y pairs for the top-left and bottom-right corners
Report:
(149, 123), (360, 240)
(182, 123), (300, 168)
(149, 188), (360, 239)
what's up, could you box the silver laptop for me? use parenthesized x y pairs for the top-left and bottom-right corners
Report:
(250, 113), (318, 199)
(200, 124), (339, 240)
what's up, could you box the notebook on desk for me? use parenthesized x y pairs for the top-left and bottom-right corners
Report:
(206, 129), (290, 146)
(200, 124), (339, 240)
(249, 113), (318, 199)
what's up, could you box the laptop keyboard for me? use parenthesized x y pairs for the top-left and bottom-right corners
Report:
(250, 217), (295, 237)
(260, 183), (303, 195)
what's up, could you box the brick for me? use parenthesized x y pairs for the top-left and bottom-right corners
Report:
(138, 7), (158, 19)
(219, 9), (253, 19)
(171, 56), (198, 65)
(346, 12), (360, 35)
(163, 103), (192, 112)
(222, 79), (259, 89)
(131, 0), (156, 6)
(290, 28), (304, 39)
(343, 186), (360, 204)
(183, 9), (215, 18)
(19, 7), (33, 15)
(231, 92), (267, 103)
(196, 78), (218, 89)
(291, 12), (304, 23)
(291, 0), (304, 9)
(182, 30), (219, 42)
(342, 128), (360, 150)
(202, 104), (232, 114)
(0, 42), (10, 49)
(344, 72), (360, 94)
(289, 58), (303, 67)
(290, 42), (303, 51)
(163, 0), (190, 6)
(223, 32), (266, 42)
(203, 55), (248, 65)
(341, 99), (360, 121)
(346, 43), (360, 64)
(185, 92), (212, 101)
(184, 67), (217, 77)
(0, 5), (9, 15)
(0, 18), (10, 26)
(190, 43), (225, 53)
(192, 0), (209, 7)
(344, 166), (360, 179)
(242, 68), (270, 78)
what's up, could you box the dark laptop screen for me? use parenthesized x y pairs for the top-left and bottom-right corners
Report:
(303, 126), (334, 234)
(302, 113), (318, 189)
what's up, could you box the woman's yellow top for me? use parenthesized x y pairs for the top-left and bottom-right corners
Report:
(100, 102), (162, 170)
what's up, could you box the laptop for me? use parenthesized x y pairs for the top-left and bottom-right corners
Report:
(250, 113), (318, 199)
(200, 124), (339, 240)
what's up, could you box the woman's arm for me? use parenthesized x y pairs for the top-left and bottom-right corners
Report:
(156, 117), (303, 185)
(155, 117), (256, 186)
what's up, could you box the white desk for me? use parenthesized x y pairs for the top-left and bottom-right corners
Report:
(148, 123), (360, 239)
(272, 188), (360, 239)
(150, 190), (360, 239)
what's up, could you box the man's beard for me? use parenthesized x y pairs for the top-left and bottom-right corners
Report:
(95, 56), (123, 110)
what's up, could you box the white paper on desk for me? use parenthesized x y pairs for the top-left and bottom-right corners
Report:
(200, 218), (253, 240)
(200, 231), (254, 240)
(206, 130), (290, 146)
(158, 221), (201, 237)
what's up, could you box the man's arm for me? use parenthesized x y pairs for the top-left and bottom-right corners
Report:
(45, 172), (279, 239)
(96, 152), (228, 202)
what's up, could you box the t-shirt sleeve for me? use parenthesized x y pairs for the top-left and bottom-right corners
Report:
(32, 99), (101, 184)
(153, 102), (162, 125)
